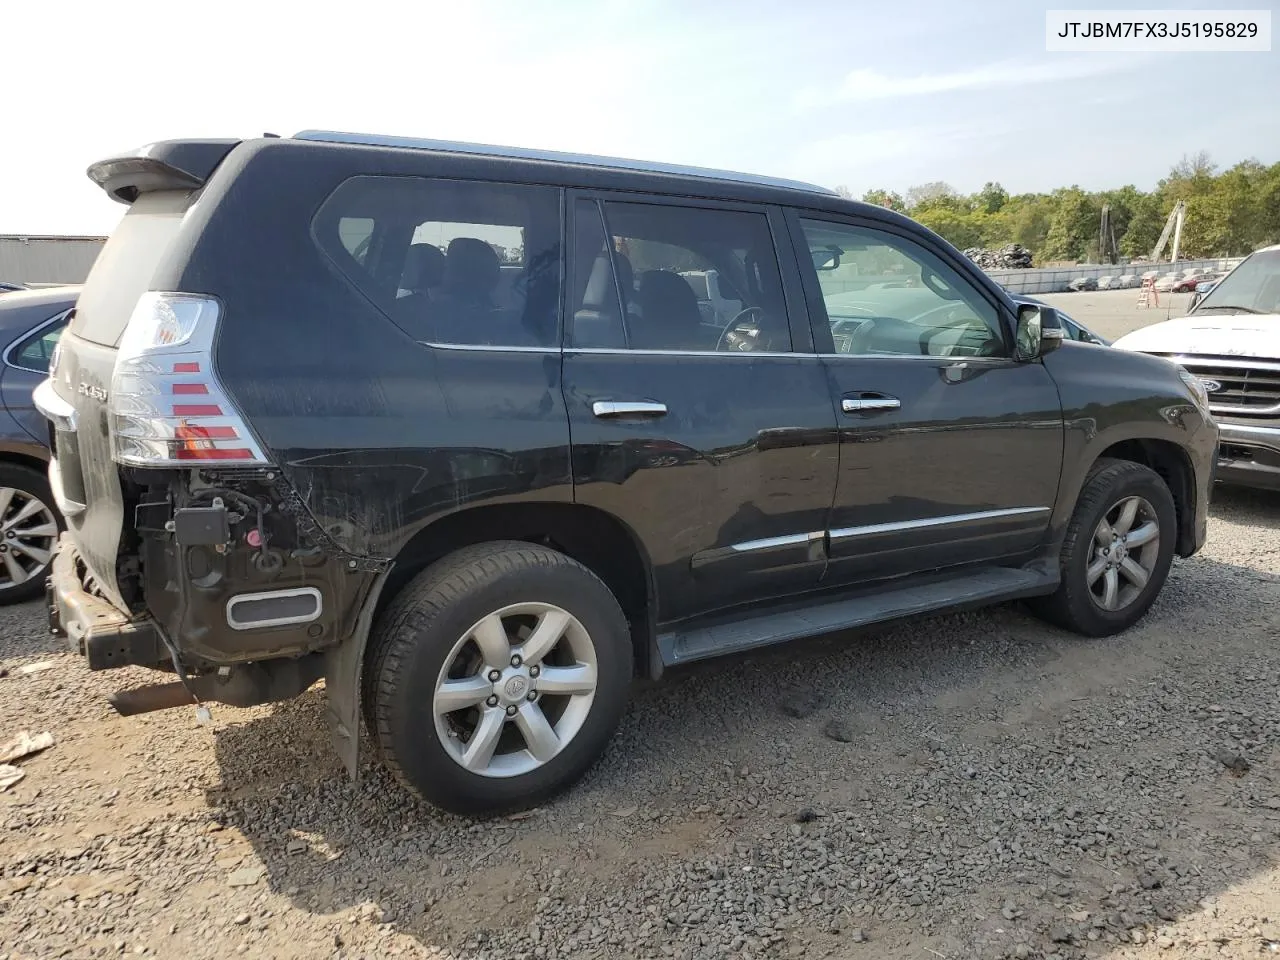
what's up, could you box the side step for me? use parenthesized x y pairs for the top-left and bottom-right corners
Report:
(659, 566), (1057, 667)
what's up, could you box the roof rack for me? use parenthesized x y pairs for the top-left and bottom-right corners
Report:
(293, 130), (836, 197)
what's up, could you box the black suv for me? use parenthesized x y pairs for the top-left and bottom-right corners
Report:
(39, 132), (1217, 815)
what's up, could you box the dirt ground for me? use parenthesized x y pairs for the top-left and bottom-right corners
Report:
(2, 292), (1278, 960)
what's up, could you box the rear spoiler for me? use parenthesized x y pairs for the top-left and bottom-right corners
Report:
(87, 139), (241, 204)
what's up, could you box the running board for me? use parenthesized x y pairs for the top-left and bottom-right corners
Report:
(658, 566), (1058, 667)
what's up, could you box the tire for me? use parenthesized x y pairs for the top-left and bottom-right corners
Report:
(367, 541), (632, 816)
(1028, 458), (1177, 637)
(0, 462), (62, 605)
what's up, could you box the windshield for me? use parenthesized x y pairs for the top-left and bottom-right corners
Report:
(1194, 249), (1280, 316)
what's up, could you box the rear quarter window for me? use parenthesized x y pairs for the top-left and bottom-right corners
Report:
(71, 190), (192, 346)
(313, 176), (562, 348)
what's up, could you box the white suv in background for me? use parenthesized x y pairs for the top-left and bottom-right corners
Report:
(1114, 245), (1280, 491)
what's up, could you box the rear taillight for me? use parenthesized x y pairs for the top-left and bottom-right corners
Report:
(110, 292), (268, 466)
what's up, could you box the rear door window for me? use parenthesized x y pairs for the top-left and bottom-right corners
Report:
(568, 198), (791, 353)
(314, 177), (562, 349)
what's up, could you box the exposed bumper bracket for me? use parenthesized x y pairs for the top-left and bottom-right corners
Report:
(50, 535), (166, 670)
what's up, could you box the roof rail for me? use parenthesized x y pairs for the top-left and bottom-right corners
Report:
(293, 130), (836, 197)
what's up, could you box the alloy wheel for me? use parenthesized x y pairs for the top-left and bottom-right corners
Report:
(432, 602), (598, 778)
(1087, 495), (1160, 612)
(0, 487), (58, 592)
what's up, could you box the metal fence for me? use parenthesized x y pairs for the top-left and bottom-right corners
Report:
(0, 236), (106, 286)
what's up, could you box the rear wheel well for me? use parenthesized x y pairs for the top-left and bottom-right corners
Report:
(1094, 439), (1196, 555)
(0, 451), (50, 477)
(372, 503), (655, 677)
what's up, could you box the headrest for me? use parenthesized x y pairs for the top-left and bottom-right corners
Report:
(402, 243), (446, 292)
(444, 237), (501, 297)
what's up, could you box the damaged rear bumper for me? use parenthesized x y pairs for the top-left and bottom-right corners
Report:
(48, 534), (166, 670)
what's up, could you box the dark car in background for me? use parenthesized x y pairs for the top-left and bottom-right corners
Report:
(0, 286), (75, 601)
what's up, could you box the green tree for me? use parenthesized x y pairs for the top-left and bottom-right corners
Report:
(1042, 188), (1100, 262)
(912, 207), (983, 250)
(862, 188), (906, 211)
(1120, 192), (1165, 258)
(976, 181), (1009, 214)
(906, 181), (959, 208)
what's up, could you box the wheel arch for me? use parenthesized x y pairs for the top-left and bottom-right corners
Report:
(1090, 437), (1198, 557)
(372, 501), (658, 679)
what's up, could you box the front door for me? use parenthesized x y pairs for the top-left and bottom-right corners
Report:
(789, 213), (1064, 583)
(563, 194), (839, 625)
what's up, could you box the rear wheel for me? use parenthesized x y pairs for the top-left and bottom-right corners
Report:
(367, 541), (632, 815)
(1028, 459), (1176, 637)
(0, 463), (61, 605)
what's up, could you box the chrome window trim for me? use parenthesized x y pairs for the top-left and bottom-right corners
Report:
(830, 506), (1050, 541)
(3, 308), (73, 374)
(419, 343), (1021, 363)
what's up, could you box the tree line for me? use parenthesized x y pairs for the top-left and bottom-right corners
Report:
(836, 152), (1280, 264)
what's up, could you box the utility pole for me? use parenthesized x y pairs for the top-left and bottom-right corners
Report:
(1098, 204), (1119, 264)
(1150, 200), (1187, 264)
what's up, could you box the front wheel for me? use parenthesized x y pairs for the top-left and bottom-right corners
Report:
(1028, 459), (1177, 637)
(367, 542), (632, 815)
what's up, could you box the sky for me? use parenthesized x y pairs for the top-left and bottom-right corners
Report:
(5, 0), (1277, 236)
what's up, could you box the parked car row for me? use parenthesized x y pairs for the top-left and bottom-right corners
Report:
(0, 285), (77, 601)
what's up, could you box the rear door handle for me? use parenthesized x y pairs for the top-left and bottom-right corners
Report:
(592, 400), (668, 418)
(841, 394), (900, 414)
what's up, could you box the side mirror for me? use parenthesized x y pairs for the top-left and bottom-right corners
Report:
(1014, 304), (1064, 361)
(812, 246), (842, 271)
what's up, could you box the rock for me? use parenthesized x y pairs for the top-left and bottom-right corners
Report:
(1139, 874), (1163, 890)
(1157, 935), (1174, 948)
(1069, 910), (1089, 923)
(1131, 929), (1146, 944)
(823, 719), (857, 743)
(610, 806), (638, 818)
(794, 808), (819, 824)
(226, 867), (264, 888)
(1211, 748), (1250, 776)
(16, 661), (56, 676)
(850, 929), (866, 943)
(285, 839), (307, 855)
(0, 730), (55, 764)
(1050, 927), (1073, 943)
(0, 763), (24, 791)
(233, 913), (250, 926)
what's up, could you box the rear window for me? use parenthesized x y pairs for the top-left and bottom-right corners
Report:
(71, 190), (191, 346)
(313, 176), (562, 348)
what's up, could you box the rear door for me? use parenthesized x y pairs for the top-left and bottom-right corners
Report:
(563, 193), (839, 625)
(47, 190), (195, 608)
(788, 212), (1064, 583)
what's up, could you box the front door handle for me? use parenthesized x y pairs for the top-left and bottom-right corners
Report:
(592, 400), (668, 418)
(841, 394), (900, 414)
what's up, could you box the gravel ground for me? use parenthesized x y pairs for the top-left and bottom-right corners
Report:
(1, 485), (1276, 960)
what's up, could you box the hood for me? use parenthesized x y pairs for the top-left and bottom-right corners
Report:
(1113, 312), (1280, 360)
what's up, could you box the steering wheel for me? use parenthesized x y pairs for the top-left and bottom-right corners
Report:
(715, 306), (767, 352)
